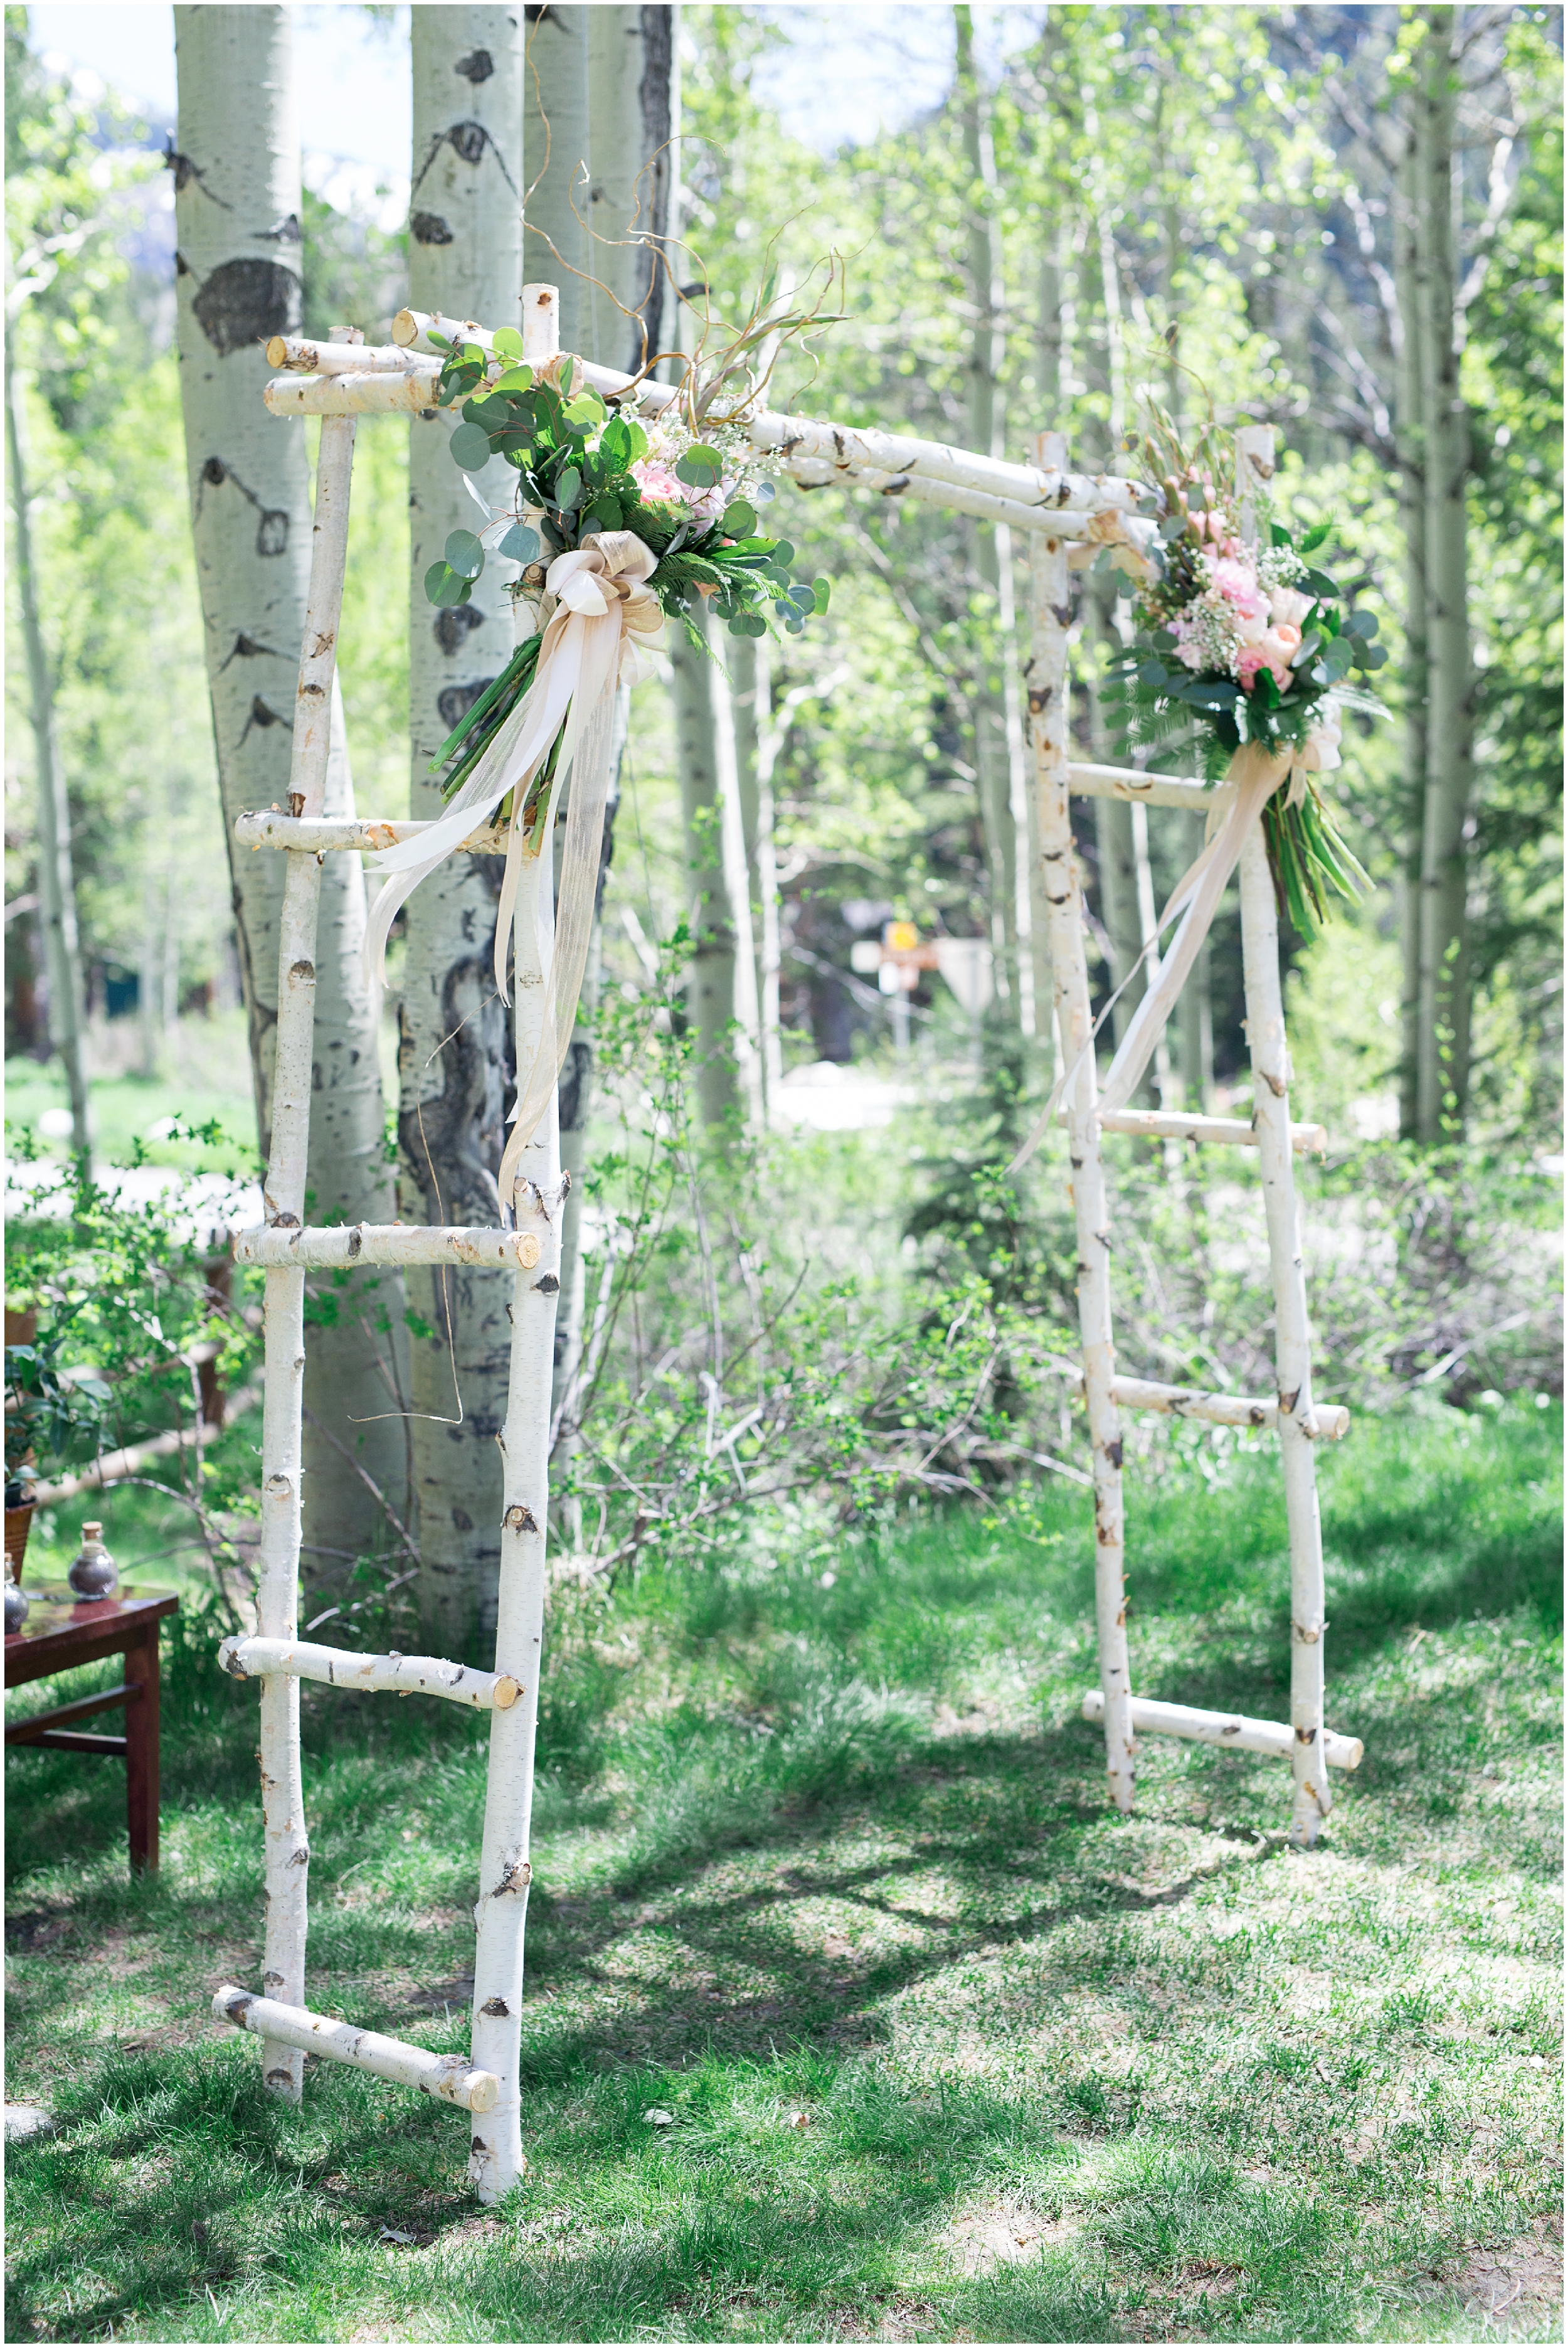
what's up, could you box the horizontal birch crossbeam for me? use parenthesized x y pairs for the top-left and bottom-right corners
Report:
(266, 336), (413, 374)
(235, 810), (508, 855)
(233, 1221), (542, 1272)
(1080, 1691), (1364, 1771)
(1067, 762), (1219, 812)
(213, 1987), (500, 2110)
(216, 1636), (522, 1709)
(1062, 1367), (1350, 1441)
(1098, 1108), (1329, 1155)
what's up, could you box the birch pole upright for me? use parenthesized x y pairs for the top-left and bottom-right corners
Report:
(1236, 425), (1330, 1850)
(403, 8), (524, 1655)
(467, 288), (566, 2203)
(6, 343), (93, 1171)
(1415, 7), (1475, 1139)
(585, 6), (645, 364)
(173, 4), (405, 1568)
(1027, 432), (1134, 1815)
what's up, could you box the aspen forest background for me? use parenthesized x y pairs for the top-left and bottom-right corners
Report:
(6, 4), (1561, 1637)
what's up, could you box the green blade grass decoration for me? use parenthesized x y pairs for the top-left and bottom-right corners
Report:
(1101, 405), (1384, 932)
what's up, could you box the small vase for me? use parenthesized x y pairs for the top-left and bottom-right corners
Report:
(69, 1521), (119, 1601)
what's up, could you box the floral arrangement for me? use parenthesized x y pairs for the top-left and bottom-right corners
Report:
(1102, 413), (1385, 933)
(416, 331), (827, 807)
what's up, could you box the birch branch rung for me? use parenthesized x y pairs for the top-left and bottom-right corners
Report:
(1060, 1367), (1349, 1440)
(1098, 1109), (1329, 1155)
(1081, 1691), (1364, 1770)
(233, 1223), (543, 1272)
(1067, 762), (1218, 812)
(217, 1636), (521, 1710)
(266, 337), (413, 375)
(213, 1988), (499, 2109)
(235, 810), (507, 856)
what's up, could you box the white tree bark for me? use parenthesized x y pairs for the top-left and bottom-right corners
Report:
(957, 3), (1017, 1025)
(524, 5), (591, 357)
(173, 5), (404, 1574)
(1415, 8), (1473, 1139)
(672, 608), (742, 1130)
(214, 1987), (499, 2112)
(1081, 1694), (1362, 1772)
(1027, 433), (1134, 1815)
(5, 346), (93, 1171)
(1394, 97), (1428, 1140)
(1236, 425), (1330, 1849)
(236, 1223), (543, 1271)
(403, 6), (525, 1658)
(586, 6), (649, 368)
(219, 1635), (521, 1710)
(468, 833), (563, 2206)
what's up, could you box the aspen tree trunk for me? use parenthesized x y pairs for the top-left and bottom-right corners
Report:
(404, 6), (524, 1654)
(731, 636), (768, 1113)
(956, 3), (1018, 1023)
(1029, 226), (1070, 1070)
(586, 6), (646, 366)
(1394, 100), (1428, 1141)
(632, 4), (678, 371)
(6, 347), (93, 1171)
(672, 610), (741, 1129)
(549, 10), (668, 1484)
(751, 635), (787, 1110)
(173, 4), (405, 1569)
(1415, 9), (1473, 1140)
(524, 5), (591, 356)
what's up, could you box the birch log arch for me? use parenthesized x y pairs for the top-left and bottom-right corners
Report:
(224, 285), (1366, 2205)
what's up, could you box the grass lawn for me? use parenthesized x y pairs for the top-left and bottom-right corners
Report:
(5, 1405), (1561, 2343)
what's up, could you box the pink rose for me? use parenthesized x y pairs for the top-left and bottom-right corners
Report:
(1237, 624), (1301, 694)
(632, 459), (685, 506)
(1210, 556), (1267, 623)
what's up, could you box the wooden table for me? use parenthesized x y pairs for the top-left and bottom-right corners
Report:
(5, 1589), (179, 1874)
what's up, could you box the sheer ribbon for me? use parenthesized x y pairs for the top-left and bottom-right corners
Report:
(1010, 738), (1311, 1174)
(364, 530), (662, 1202)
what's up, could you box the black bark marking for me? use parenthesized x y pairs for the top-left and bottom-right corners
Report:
(437, 677), (497, 731)
(532, 1272), (560, 1295)
(451, 1506), (474, 1533)
(162, 137), (231, 205)
(1106, 1438), (1125, 1471)
(216, 632), (285, 672)
(237, 694), (292, 750)
(411, 211), (454, 247)
(503, 1504), (539, 1534)
(192, 256), (300, 356)
(455, 47), (494, 80)
(410, 121), (519, 201)
(258, 211), (302, 244)
(433, 603), (485, 656)
(480, 1995), (509, 2016)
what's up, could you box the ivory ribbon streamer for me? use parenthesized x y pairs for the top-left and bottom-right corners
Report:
(1009, 740), (1293, 1174)
(364, 531), (662, 1201)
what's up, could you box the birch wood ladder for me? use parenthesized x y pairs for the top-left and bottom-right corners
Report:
(209, 301), (568, 2208)
(1030, 425), (1364, 1848)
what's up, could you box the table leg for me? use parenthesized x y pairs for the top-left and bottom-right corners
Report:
(124, 1623), (161, 1874)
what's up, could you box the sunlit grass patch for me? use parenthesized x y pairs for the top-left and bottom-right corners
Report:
(6, 1408), (1560, 2341)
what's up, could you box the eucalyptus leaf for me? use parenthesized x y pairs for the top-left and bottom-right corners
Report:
(556, 467), (583, 512)
(497, 523), (541, 564)
(492, 364), (534, 394)
(1345, 607), (1378, 639)
(1303, 566), (1340, 598)
(752, 477), (776, 505)
(449, 422), (494, 472)
(424, 560), (469, 608)
(812, 576), (831, 616)
(492, 327), (524, 359)
(675, 444), (724, 488)
(721, 499), (756, 538)
(444, 529), (485, 580)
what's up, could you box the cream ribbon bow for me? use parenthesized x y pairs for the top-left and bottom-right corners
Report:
(363, 530), (664, 1200)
